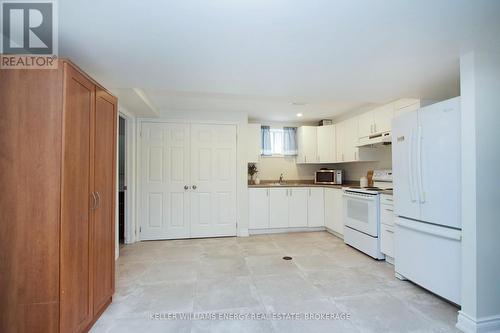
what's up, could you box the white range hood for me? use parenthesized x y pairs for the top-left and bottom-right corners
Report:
(356, 131), (392, 147)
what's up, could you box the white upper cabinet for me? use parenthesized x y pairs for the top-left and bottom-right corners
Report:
(297, 126), (318, 164)
(358, 111), (374, 139)
(344, 117), (359, 162)
(372, 104), (395, 134)
(358, 104), (394, 138)
(317, 125), (336, 163)
(335, 121), (346, 162)
(247, 123), (261, 163)
(358, 99), (421, 140)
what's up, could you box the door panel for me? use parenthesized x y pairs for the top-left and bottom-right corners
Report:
(392, 111), (420, 220)
(317, 125), (336, 163)
(249, 189), (269, 229)
(308, 188), (325, 227)
(418, 98), (461, 228)
(190, 124), (237, 237)
(269, 188), (289, 228)
(373, 104), (395, 133)
(93, 89), (117, 315)
(60, 64), (95, 333)
(358, 111), (373, 138)
(140, 123), (191, 240)
(288, 188), (308, 227)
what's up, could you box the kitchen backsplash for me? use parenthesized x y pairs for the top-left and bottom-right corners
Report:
(251, 146), (392, 182)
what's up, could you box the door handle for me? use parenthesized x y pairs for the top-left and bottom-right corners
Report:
(192, 185), (197, 190)
(184, 185), (190, 190)
(95, 191), (101, 209)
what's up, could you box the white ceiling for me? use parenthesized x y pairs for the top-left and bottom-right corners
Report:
(59, 0), (500, 121)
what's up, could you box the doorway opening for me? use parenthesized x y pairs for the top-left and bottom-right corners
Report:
(118, 116), (126, 244)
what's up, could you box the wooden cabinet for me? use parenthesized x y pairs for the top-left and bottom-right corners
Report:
(297, 126), (318, 164)
(325, 188), (344, 235)
(0, 60), (117, 333)
(247, 123), (261, 163)
(92, 89), (117, 316)
(249, 188), (270, 229)
(317, 125), (336, 163)
(307, 188), (325, 227)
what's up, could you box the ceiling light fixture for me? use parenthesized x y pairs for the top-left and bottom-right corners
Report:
(296, 113), (303, 117)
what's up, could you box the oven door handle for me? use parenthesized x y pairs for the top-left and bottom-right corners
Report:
(343, 192), (377, 202)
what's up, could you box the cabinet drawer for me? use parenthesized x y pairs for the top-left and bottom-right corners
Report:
(380, 203), (395, 227)
(380, 224), (395, 258)
(380, 194), (393, 205)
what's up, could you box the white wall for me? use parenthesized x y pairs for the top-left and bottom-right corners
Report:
(457, 52), (500, 333)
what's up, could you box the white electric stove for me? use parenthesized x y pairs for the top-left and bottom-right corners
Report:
(343, 170), (393, 259)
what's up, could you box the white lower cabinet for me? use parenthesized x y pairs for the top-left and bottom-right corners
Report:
(248, 187), (328, 231)
(249, 188), (269, 229)
(325, 188), (344, 235)
(380, 194), (395, 259)
(307, 188), (325, 227)
(269, 188), (289, 228)
(288, 188), (308, 227)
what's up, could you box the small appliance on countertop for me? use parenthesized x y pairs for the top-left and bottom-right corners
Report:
(315, 169), (343, 185)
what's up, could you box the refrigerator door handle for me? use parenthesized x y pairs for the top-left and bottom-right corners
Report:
(416, 126), (425, 203)
(408, 128), (417, 202)
(395, 218), (461, 241)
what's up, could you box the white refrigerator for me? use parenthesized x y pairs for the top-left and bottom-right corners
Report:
(392, 97), (461, 305)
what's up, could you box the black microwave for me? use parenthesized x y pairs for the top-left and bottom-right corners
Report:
(315, 169), (343, 185)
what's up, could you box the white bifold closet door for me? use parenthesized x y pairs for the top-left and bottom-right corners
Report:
(140, 122), (237, 240)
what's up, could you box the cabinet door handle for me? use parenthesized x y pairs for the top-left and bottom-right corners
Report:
(354, 151), (357, 160)
(90, 192), (97, 210)
(385, 208), (394, 212)
(309, 188), (311, 196)
(184, 185), (189, 190)
(192, 185), (197, 190)
(374, 123), (377, 133)
(290, 189), (292, 196)
(95, 191), (101, 209)
(385, 229), (394, 234)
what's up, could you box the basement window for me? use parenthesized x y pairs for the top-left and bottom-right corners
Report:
(261, 126), (297, 156)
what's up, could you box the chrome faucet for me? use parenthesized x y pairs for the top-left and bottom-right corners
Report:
(279, 173), (285, 184)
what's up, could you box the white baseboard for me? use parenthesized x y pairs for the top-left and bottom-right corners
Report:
(457, 311), (500, 333)
(249, 226), (326, 235)
(237, 228), (250, 237)
(325, 227), (344, 240)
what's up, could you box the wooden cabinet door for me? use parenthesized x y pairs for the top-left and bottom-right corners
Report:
(93, 88), (117, 316)
(60, 63), (95, 333)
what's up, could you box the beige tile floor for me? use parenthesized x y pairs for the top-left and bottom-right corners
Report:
(91, 231), (461, 333)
